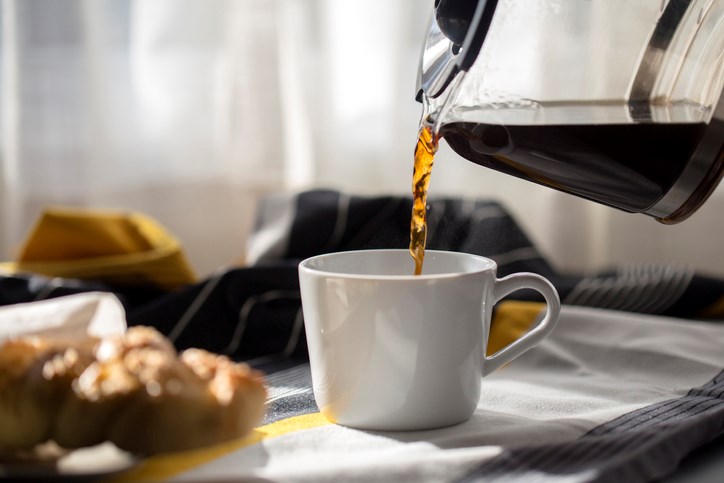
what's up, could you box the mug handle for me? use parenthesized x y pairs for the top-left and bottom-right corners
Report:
(483, 273), (561, 376)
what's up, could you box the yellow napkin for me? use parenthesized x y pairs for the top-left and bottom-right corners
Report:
(488, 300), (546, 356)
(0, 207), (197, 291)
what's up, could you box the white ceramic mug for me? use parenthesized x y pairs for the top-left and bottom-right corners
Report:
(298, 249), (560, 431)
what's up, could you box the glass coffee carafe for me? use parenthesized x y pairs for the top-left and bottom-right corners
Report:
(418, 0), (724, 223)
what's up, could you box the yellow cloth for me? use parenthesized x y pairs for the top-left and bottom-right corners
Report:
(0, 207), (197, 291)
(110, 413), (331, 482)
(488, 300), (546, 356)
(698, 295), (724, 318)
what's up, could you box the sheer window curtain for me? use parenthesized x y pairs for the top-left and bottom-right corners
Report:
(1, 0), (302, 275)
(2, 0), (724, 278)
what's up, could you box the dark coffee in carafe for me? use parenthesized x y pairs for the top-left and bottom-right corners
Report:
(440, 120), (724, 223)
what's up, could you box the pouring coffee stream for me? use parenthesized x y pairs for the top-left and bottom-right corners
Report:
(409, 78), (460, 275)
(410, 0), (724, 274)
(409, 123), (438, 276)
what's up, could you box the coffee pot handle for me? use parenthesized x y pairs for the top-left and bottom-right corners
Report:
(483, 273), (561, 376)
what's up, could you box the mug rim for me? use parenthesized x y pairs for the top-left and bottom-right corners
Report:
(298, 249), (497, 281)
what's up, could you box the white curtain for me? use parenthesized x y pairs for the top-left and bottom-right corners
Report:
(2, 0), (724, 278)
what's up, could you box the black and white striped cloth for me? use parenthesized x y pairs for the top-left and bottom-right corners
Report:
(3, 189), (723, 362)
(123, 189), (724, 364)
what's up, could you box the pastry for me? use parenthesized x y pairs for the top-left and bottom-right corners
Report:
(0, 327), (266, 454)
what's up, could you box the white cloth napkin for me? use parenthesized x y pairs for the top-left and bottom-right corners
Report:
(0, 292), (127, 342)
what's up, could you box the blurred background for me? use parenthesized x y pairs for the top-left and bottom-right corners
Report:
(2, 0), (724, 278)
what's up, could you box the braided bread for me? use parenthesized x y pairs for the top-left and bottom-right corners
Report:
(0, 327), (266, 455)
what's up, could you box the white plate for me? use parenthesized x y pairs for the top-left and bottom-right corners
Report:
(0, 442), (138, 481)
